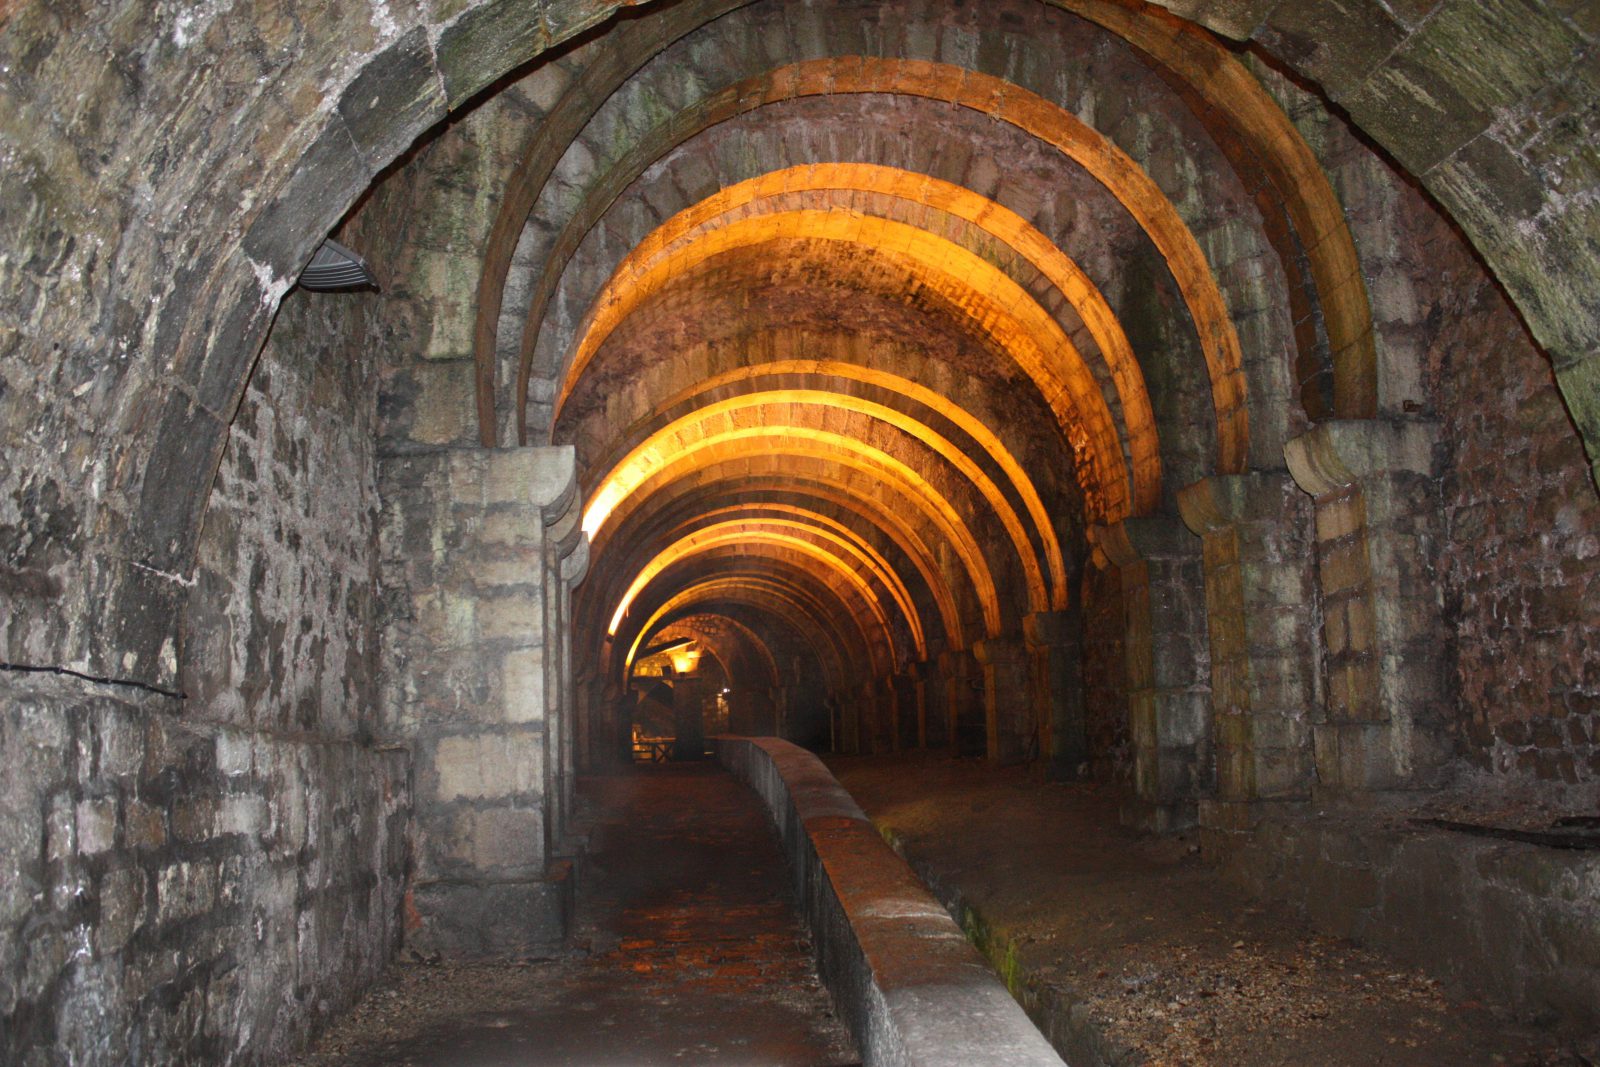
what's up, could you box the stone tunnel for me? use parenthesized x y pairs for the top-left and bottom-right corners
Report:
(2, 0), (1598, 1063)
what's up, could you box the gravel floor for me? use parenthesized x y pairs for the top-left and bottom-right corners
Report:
(829, 751), (1595, 1067)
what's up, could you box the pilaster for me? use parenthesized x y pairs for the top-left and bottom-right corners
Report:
(380, 445), (587, 958)
(1286, 421), (1452, 797)
(1024, 610), (1088, 780)
(1178, 472), (1318, 838)
(1092, 516), (1210, 832)
(975, 635), (1033, 765)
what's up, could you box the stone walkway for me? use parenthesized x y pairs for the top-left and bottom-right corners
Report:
(289, 764), (858, 1066)
(830, 752), (1590, 1067)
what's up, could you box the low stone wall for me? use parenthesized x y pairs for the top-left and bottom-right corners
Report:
(714, 736), (1064, 1067)
(1216, 811), (1600, 1034)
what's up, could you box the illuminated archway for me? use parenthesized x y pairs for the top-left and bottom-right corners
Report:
(585, 389), (1063, 608)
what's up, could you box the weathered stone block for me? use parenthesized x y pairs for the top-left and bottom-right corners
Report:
(74, 798), (117, 855)
(432, 731), (545, 802)
(409, 862), (573, 960)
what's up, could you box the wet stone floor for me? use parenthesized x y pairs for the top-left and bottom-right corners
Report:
(289, 764), (857, 1067)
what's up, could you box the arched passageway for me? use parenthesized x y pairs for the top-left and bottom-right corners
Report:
(1, 0), (1597, 1062)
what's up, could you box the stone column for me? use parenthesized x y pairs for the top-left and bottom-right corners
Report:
(671, 675), (707, 760)
(916, 657), (948, 749)
(832, 687), (857, 755)
(974, 636), (1032, 765)
(768, 685), (790, 739)
(728, 688), (777, 736)
(1024, 610), (1088, 780)
(1178, 474), (1318, 840)
(939, 649), (984, 757)
(379, 445), (587, 958)
(891, 672), (920, 751)
(869, 677), (897, 754)
(1092, 517), (1210, 832)
(547, 519), (587, 850)
(1286, 421), (1451, 796)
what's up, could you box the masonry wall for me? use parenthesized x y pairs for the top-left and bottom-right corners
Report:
(1080, 563), (1130, 782)
(1436, 269), (1600, 785)
(0, 287), (409, 1065)
(1266, 59), (1600, 791)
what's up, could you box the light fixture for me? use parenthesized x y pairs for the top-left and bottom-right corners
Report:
(298, 239), (378, 291)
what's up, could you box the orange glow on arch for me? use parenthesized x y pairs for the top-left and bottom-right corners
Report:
(585, 389), (1062, 609)
(584, 424), (1024, 629)
(607, 515), (927, 655)
(598, 470), (974, 650)
(518, 58), (1246, 476)
(622, 576), (862, 682)
(608, 523), (912, 659)
(554, 163), (1161, 516)
(567, 210), (1130, 521)
(592, 431), (1009, 634)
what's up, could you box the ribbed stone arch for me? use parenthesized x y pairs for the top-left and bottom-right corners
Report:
(590, 440), (1008, 634)
(586, 388), (1063, 609)
(584, 411), (1045, 618)
(610, 549), (895, 679)
(606, 518), (925, 661)
(613, 576), (860, 690)
(589, 472), (981, 651)
(506, 57), (1252, 480)
(555, 173), (1158, 520)
(641, 612), (782, 690)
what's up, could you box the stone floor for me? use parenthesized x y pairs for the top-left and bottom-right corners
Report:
(287, 763), (858, 1066)
(829, 751), (1594, 1067)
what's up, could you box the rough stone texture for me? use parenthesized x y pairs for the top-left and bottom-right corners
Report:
(715, 736), (1065, 1067)
(1094, 517), (1211, 832)
(1179, 472), (1319, 828)
(2, 275), (410, 1066)
(1263, 47), (1600, 789)
(1435, 268), (1600, 785)
(378, 446), (587, 959)
(1221, 811), (1600, 1036)
(1080, 562), (1130, 783)
(0, 673), (409, 1067)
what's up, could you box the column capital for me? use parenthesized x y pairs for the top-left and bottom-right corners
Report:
(1284, 420), (1438, 500)
(973, 635), (1027, 665)
(1022, 610), (1077, 649)
(1089, 514), (1197, 568)
(1176, 471), (1300, 536)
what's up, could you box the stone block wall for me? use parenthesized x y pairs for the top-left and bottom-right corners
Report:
(1081, 562), (1130, 782)
(0, 675), (409, 1066)
(1221, 813), (1600, 1035)
(2, 282), (408, 1065)
(1437, 279), (1600, 785)
(1180, 473), (1319, 824)
(378, 446), (586, 958)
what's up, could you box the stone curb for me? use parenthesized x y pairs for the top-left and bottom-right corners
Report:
(714, 736), (1067, 1067)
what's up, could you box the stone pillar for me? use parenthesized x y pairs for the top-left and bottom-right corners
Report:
(727, 688), (776, 736)
(833, 687), (864, 755)
(547, 519), (587, 849)
(1093, 517), (1210, 832)
(916, 658), (948, 749)
(380, 446), (587, 958)
(891, 672), (919, 751)
(974, 636), (1031, 765)
(768, 685), (790, 739)
(869, 677), (897, 754)
(671, 675), (707, 759)
(939, 649), (984, 757)
(1286, 421), (1451, 796)
(1178, 474), (1318, 839)
(1024, 610), (1088, 780)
